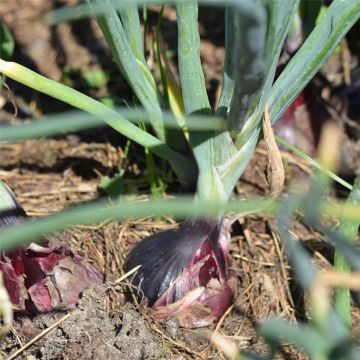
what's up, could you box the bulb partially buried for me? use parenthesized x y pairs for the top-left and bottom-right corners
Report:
(125, 218), (237, 328)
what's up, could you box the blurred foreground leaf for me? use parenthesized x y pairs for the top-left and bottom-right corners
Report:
(0, 22), (14, 61)
(334, 177), (360, 329)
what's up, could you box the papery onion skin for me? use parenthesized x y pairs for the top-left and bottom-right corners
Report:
(125, 218), (237, 327)
(0, 181), (103, 313)
(125, 218), (219, 304)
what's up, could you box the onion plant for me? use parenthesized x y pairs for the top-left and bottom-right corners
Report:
(1, 0), (360, 335)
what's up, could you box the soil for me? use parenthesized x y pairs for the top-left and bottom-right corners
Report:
(1, 1), (360, 360)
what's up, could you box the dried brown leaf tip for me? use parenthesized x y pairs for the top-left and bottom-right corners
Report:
(263, 104), (285, 197)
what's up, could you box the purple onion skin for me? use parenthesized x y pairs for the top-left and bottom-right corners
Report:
(0, 184), (103, 312)
(125, 218), (236, 327)
(125, 218), (220, 304)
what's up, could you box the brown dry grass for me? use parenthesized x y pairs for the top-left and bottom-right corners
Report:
(0, 137), (317, 359)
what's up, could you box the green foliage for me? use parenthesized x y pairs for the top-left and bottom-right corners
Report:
(0, 196), (276, 251)
(268, 0), (360, 124)
(61, 66), (109, 90)
(0, 22), (14, 91)
(252, 176), (360, 360)
(82, 69), (109, 90)
(299, 0), (322, 40)
(275, 135), (353, 191)
(0, 22), (14, 61)
(334, 177), (360, 329)
(88, 0), (165, 140)
(2, 0), (359, 199)
(100, 139), (132, 197)
(176, 2), (218, 201)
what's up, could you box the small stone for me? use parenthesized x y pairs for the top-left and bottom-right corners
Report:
(165, 317), (179, 338)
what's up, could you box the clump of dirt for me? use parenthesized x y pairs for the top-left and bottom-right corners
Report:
(40, 289), (161, 360)
(7, 286), (163, 360)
